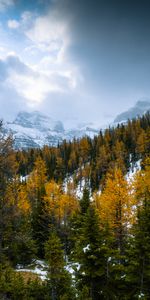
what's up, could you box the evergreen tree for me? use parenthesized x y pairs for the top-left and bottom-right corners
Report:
(80, 187), (90, 215)
(45, 231), (75, 300)
(31, 184), (51, 258)
(75, 205), (109, 300)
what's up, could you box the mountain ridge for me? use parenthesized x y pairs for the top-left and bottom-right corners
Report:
(114, 98), (150, 123)
(5, 111), (100, 149)
(3, 99), (150, 149)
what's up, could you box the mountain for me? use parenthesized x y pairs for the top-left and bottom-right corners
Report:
(114, 98), (150, 123)
(5, 111), (100, 149)
(4, 99), (150, 149)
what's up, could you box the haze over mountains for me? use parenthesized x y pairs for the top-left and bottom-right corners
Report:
(5, 111), (99, 149)
(114, 98), (150, 123)
(3, 99), (150, 149)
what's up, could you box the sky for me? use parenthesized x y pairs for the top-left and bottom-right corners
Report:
(0, 0), (150, 126)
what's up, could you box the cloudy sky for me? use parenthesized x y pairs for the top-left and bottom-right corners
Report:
(0, 0), (150, 125)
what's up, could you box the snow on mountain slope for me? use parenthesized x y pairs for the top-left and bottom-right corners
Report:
(114, 98), (150, 123)
(5, 111), (100, 149)
(4, 99), (150, 149)
(13, 111), (64, 132)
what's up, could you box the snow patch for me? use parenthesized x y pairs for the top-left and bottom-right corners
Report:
(126, 159), (141, 182)
(65, 262), (81, 280)
(16, 259), (47, 281)
(138, 292), (145, 298)
(83, 244), (90, 253)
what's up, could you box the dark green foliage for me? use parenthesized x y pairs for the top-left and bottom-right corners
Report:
(7, 217), (37, 266)
(75, 205), (110, 299)
(31, 186), (51, 258)
(0, 264), (49, 300)
(80, 187), (90, 214)
(45, 231), (76, 300)
(125, 204), (150, 298)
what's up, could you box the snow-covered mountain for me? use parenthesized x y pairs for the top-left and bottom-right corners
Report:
(3, 99), (150, 149)
(5, 111), (100, 149)
(114, 98), (150, 123)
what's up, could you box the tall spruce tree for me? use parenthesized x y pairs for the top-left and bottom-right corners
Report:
(75, 205), (110, 300)
(45, 231), (75, 300)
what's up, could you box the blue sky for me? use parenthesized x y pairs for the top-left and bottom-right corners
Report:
(0, 0), (150, 126)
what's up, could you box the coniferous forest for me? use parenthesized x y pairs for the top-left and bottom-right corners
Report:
(0, 113), (150, 299)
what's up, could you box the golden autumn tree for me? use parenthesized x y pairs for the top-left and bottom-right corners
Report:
(135, 129), (147, 158)
(1, 176), (35, 265)
(112, 140), (126, 172)
(26, 156), (47, 208)
(44, 180), (78, 227)
(94, 168), (133, 252)
(134, 157), (150, 205)
(44, 180), (79, 258)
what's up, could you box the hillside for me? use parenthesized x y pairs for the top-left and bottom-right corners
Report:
(0, 113), (150, 299)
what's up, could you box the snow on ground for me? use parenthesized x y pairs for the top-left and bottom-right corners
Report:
(63, 175), (74, 194)
(63, 173), (86, 199)
(16, 260), (47, 281)
(16, 259), (80, 282)
(65, 262), (81, 279)
(63, 167), (92, 200)
(76, 177), (86, 199)
(83, 244), (90, 253)
(126, 159), (141, 182)
(138, 293), (145, 299)
(20, 174), (29, 182)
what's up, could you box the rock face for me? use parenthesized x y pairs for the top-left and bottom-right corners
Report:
(114, 99), (150, 123)
(5, 111), (99, 149)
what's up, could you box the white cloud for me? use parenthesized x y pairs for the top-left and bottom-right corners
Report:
(0, 54), (80, 109)
(0, 0), (14, 11)
(8, 19), (20, 29)
(0, 4), (83, 120)
(25, 11), (69, 63)
(7, 11), (36, 33)
(21, 11), (34, 24)
(7, 69), (66, 106)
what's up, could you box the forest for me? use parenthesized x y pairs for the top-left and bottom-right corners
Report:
(0, 113), (150, 299)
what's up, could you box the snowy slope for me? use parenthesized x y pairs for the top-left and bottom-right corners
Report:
(5, 111), (100, 149)
(114, 98), (150, 123)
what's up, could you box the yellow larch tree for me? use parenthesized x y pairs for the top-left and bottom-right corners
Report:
(134, 156), (150, 205)
(44, 180), (78, 227)
(94, 168), (133, 251)
(26, 156), (47, 208)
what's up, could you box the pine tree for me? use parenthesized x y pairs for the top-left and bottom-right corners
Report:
(31, 184), (51, 258)
(45, 231), (75, 300)
(75, 205), (109, 300)
(80, 187), (90, 215)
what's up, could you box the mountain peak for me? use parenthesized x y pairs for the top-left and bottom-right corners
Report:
(114, 98), (150, 123)
(5, 110), (100, 149)
(135, 98), (150, 108)
(13, 110), (64, 132)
